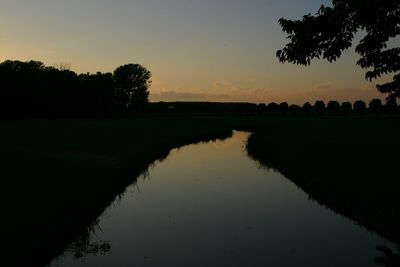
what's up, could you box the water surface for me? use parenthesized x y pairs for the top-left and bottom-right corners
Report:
(51, 131), (394, 267)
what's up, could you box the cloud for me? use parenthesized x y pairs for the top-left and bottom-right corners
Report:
(150, 90), (229, 102)
(150, 90), (205, 101)
(313, 82), (334, 91)
(150, 79), (272, 103)
(212, 80), (246, 91)
(213, 80), (270, 93)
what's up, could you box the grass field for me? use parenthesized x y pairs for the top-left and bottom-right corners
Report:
(246, 116), (400, 245)
(1, 115), (400, 266)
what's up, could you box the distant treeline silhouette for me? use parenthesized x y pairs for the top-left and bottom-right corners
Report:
(1, 60), (398, 117)
(0, 60), (151, 117)
(148, 99), (398, 116)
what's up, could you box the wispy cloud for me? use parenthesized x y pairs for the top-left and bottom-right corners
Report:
(151, 90), (205, 101)
(150, 79), (271, 102)
(313, 82), (334, 91)
(150, 89), (229, 102)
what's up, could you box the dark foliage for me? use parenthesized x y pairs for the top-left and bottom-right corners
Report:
(314, 100), (326, 115)
(0, 60), (151, 117)
(257, 103), (267, 114)
(278, 102), (289, 115)
(385, 98), (398, 115)
(277, 0), (400, 100)
(354, 100), (367, 115)
(302, 102), (312, 116)
(341, 101), (352, 115)
(327, 100), (340, 115)
(267, 102), (279, 113)
(113, 64), (151, 113)
(78, 72), (114, 115)
(148, 100), (397, 117)
(369, 98), (383, 115)
(289, 104), (300, 116)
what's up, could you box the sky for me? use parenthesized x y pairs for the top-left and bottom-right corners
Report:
(0, 0), (388, 104)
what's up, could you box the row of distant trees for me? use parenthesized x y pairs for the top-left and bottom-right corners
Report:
(148, 99), (399, 116)
(0, 60), (398, 117)
(0, 60), (151, 116)
(257, 99), (399, 116)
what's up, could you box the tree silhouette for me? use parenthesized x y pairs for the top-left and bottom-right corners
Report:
(276, 1), (400, 100)
(279, 102), (289, 115)
(369, 99), (383, 116)
(0, 60), (45, 116)
(45, 67), (80, 115)
(113, 64), (151, 112)
(257, 103), (267, 115)
(289, 104), (300, 116)
(327, 100), (340, 115)
(267, 102), (279, 114)
(302, 102), (312, 116)
(78, 72), (114, 115)
(0, 60), (152, 117)
(353, 100), (367, 116)
(314, 100), (326, 115)
(341, 101), (352, 116)
(384, 98), (398, 116)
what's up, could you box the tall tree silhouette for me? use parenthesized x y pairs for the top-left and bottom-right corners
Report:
(276, 1), (400, 100)
(0, 60), (152, 117)
(78, 72), (114, 115)
(113, 64), (151, 112)
(0, 60), (45, 116)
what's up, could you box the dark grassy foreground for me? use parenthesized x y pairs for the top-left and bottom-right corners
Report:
(246, 116), (400, 245)
(0, 116), (233, 267)
(2, 115), (400, 266)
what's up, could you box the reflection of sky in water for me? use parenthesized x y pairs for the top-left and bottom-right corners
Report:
(51, 131), (394, 267)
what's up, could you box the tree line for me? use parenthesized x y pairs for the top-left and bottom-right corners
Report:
(258, 99), (398, 116)
(1, 59), (398, 117)
(148, 99), (398, 116)
(0, 60), (151, 117)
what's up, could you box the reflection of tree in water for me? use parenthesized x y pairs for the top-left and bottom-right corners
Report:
(375, 245), (400, 267)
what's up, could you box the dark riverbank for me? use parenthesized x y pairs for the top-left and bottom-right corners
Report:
(0, 117), (232, 266)
(2, 115), (400, 266)
(246, 117), (400, 246)
(50, 131), (394, 267)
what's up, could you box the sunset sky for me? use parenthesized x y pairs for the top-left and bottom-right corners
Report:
(0, 0), (388, 104)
